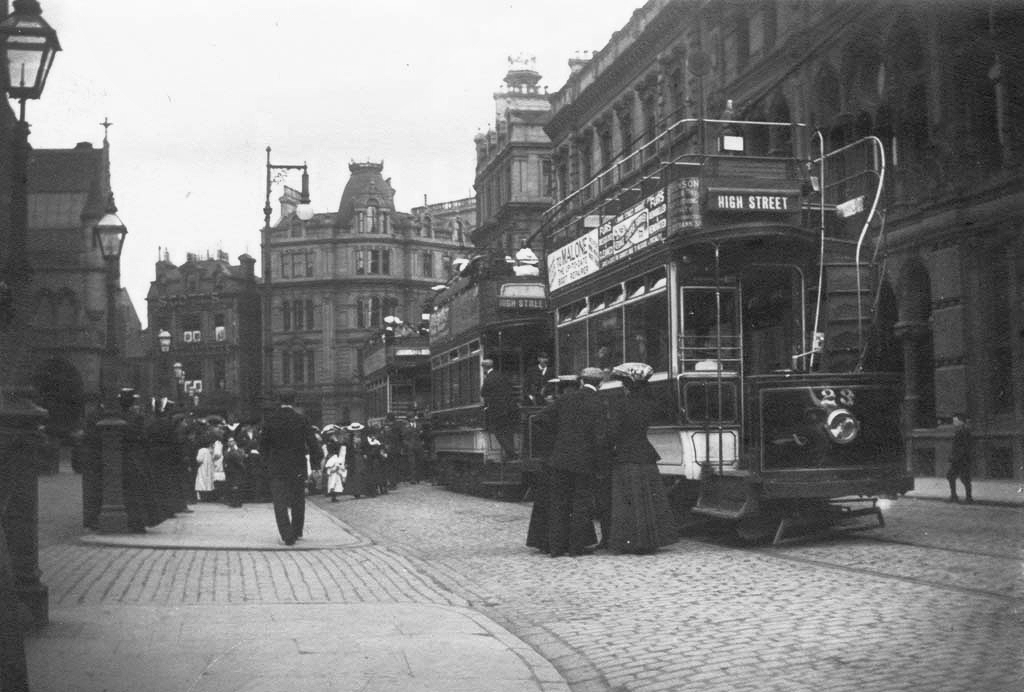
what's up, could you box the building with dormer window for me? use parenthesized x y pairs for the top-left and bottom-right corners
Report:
(262, 162), (470, 424)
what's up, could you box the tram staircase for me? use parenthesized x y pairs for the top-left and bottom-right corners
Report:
(818, 239), (875, 373)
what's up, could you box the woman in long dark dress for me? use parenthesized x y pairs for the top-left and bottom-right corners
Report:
(607, 362), (677, 554)
(342, 423), (377, 499)
(525, 375), (599, 554)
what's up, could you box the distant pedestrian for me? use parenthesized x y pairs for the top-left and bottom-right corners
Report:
(222, 436), (246, 508)
(946, 413), (973, 504)
(364, 426), (389, 495)
(323, 435), (347, 502)
(342, 423), (376, 499)
(194, 438), (218, 502)
(259, 390), (324, 545)
(606, 362), (677, 553)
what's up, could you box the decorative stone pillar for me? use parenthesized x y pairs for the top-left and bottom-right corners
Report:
(95, 415), (130, 533)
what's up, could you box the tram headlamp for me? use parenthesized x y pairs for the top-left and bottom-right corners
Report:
(826, 408), (860, 445)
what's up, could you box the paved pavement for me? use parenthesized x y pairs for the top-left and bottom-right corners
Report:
(26, 465), (570, 692)
(23, 464), (1023, 692)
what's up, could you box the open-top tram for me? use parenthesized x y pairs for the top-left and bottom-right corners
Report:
(540, 115), (912, 542)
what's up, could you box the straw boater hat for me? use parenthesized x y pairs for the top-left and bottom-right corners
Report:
(345, 422), (365, 432)
(580, 367), (604, 381)
(611, 362), (654, 383)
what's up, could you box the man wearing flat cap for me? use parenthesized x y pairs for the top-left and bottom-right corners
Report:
(535, 366), (609, 556)
(523, 351), (555, 405)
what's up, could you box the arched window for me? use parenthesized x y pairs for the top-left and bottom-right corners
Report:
(366, 205), (378, 233)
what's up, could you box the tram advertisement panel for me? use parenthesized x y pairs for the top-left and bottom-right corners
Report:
(547, 229), (600, 292)
(598, 188), (668, 265)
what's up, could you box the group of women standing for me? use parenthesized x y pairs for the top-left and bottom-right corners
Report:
(527, 361), (678, 556)
(318, 422), (391, 501)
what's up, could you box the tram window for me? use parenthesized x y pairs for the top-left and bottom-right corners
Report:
(557, 320), (588, 375)
(624, 291), (669, 371)
(683, 381), (738, 423)
(681, 288), (739, 371)
(743, 279), (797, 375)
(590, 310), (623, 371)
(626, 276), (646, 299)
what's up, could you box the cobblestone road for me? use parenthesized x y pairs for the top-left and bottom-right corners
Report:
(38, 477), (1024, 692)
(315, 486), (1024, 692)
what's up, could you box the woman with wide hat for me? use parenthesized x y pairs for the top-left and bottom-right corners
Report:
(606, 363), (677, 554)
(341, 423), (376, 499)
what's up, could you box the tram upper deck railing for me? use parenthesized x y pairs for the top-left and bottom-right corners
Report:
(542, 117), (810, 233)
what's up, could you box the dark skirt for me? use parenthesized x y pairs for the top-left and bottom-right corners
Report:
(525, 467), (551, 552)
(343, 452), (377, 498)
(608, 463), (677, 554)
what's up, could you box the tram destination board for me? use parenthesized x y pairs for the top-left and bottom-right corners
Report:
(706, 188), (801, 213)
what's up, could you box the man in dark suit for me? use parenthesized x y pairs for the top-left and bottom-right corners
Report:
(259, 390), (323, 545)
(480, 358), (518, 461)
(537, 367), (609, 556)
(523, 351), (554, 405)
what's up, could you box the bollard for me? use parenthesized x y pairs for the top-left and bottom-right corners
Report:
(95, 416), (131, 533)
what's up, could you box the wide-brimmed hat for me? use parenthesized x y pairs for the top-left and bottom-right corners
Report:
(611, 362), (654, 383)
(580, 367), (604, 381)
(345, 422), (365, 432)
(321, 423), (343, 436)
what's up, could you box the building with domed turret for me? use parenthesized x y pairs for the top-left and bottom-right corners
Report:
(262, 162), (471, 424)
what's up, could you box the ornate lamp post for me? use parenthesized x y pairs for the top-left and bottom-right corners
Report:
(0, 4), (61, 686)
(91, 207), (130, 534)
(93, 203), (127, 399)
(261, 147), (312, 405)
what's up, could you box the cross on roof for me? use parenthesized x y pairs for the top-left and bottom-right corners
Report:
(100, 117), (113, 142)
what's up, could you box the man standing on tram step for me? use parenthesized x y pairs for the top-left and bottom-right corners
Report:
(259, 389), (323, 545)
(481, 358), (519, 461)
(539, 366), (610, 557)
(523, 351), (555, 405)
(946, 413), (973, 504)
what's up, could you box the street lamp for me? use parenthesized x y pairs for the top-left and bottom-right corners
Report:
(0, 0), (60, 323)
(0, 1), (61, 657)
(93, 201), (127, 400)
(157, 329), (171, 402)
(261, 146), (312, 403)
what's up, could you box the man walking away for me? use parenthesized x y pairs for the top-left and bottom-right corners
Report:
(946, 413), (973, 504)
(259, 390), (323, 545)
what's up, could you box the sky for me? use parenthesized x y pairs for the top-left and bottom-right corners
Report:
(25, 0), (638, 328)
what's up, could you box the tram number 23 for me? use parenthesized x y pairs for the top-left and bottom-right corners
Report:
(820, 388), (855, 407)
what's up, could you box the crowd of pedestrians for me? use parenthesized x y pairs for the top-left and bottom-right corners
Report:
(73, 386), (435, 545)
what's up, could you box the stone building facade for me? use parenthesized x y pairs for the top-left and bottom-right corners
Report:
(146, 250), (261, 419)
(473, 56), (553, 258)
(11, 136), (141, 434)
(543, 0), (1024, 482)
(264, 162), (470, 424)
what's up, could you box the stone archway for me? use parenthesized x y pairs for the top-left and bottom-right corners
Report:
(32, 358), (84, 438)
